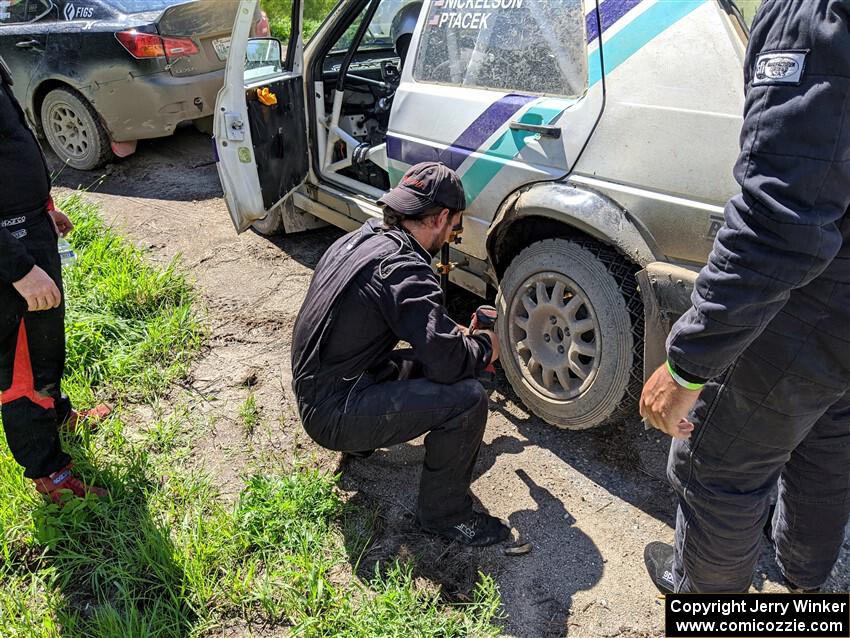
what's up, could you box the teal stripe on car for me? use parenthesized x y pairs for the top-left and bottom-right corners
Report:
(587, 0), (707, 87)
(460, 98), (572, 206)
(389, 1), (706, 205)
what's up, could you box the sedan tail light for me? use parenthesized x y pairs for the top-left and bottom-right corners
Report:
(253, 10), (270, 37)
(116, 30), (199, 59)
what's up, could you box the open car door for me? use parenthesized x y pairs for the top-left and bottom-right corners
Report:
(215, 0), (308, 233)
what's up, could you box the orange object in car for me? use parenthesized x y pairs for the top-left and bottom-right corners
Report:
(257, 87), (277, 106)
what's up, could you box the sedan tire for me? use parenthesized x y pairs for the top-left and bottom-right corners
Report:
(41, 87), (113, 171)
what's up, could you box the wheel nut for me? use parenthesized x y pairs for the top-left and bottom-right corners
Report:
(558, 345), (565, 354)
(550, 316), (557, 325)
(544, 334), (551, 342)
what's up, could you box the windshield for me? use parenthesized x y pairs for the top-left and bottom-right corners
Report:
(332, 0), (418, 52)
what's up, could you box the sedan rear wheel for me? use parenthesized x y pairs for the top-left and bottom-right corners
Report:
(41, 87), (113, 170)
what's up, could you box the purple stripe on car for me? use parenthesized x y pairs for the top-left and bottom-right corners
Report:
(451, 93), (536, 152)
(586, 0), (643, 43)
(387, 135), (472, 171)
(388, 93), (535, 169)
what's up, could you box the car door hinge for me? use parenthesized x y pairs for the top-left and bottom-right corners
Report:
(224, 113), (245, 142)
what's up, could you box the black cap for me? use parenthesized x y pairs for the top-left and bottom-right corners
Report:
(378, 162), (466, 217)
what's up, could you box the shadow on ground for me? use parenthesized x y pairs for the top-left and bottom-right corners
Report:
(338, 438), (606, 637)
(446, 286), (676, 528)
(29, 445), (193, 636)
(46, 126), (222, 203)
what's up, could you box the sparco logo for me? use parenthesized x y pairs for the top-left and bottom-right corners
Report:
(0, 216), (25, 228)
(756, 56), (798, 81)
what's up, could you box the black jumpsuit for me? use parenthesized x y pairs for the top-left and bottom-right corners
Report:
(665, 0), (850, 592)
(0, 57), (71, 478)
(291, 219), (493, 529)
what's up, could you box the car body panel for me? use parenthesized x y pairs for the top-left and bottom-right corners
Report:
(0, 0), (241, 143)
(573, 0), (744, 265)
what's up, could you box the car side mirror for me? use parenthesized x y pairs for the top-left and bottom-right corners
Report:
(246, 37), (283, 67)
(245, 38), (285, 83)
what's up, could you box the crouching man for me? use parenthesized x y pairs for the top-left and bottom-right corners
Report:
(291, 162), (509, 546)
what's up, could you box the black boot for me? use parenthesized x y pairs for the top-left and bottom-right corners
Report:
(644, 541), (676, 594)
(420, 511), (511, 547)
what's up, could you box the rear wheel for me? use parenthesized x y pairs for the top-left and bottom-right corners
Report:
(496, 239), (643, 429)
(41, 87), (113, 170)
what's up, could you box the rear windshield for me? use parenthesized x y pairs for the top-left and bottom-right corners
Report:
(106, 0), (175, 14)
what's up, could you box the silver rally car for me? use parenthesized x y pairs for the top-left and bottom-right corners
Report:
(215, 0), (755, 430)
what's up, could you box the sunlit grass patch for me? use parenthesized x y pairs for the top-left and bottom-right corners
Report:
(61, 193), (204, 402)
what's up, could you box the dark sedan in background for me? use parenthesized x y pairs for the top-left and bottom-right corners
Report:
(0, 0), (268, 169)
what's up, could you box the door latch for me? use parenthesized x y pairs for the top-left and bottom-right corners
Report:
(509, 121), (561, 139)
(224, 113), (245, 142)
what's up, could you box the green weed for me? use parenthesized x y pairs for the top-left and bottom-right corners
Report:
(61, 193), (204, 401)
(239, 393), (261, 436)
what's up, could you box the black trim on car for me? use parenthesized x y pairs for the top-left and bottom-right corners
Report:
(285, 0), (301, 72)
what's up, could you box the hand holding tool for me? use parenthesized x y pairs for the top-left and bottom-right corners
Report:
(470, 304), (497, 378)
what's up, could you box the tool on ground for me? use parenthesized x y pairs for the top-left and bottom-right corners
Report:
(470, 304), (497, 379)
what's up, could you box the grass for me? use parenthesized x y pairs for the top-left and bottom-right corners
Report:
(239, 393), (261, 437)
(60, 193), (203, 404)
(0, 196), (503, 637)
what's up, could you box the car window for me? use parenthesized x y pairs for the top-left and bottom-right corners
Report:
(0, 0), (52, 23)
(729, 0), (763, 30)
(413, 0), (587, 97)
(331, 0), (399, 53)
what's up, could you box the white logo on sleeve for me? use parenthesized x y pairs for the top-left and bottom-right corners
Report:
(753, 51), (807, 86)
(63, 2), (75, 20)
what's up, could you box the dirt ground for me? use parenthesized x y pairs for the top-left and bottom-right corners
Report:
(49, 127), (850, 638)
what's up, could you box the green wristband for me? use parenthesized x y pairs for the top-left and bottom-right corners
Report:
(666, 360), (705, 391)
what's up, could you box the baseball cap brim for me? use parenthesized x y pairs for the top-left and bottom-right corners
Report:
(377, 186), (435, 217)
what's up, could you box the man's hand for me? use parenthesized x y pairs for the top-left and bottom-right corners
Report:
(639, 363), (700, 439)
(479, 329), (500, 364)
(13, 266), (62, 311)
(48, 209), (74, 237)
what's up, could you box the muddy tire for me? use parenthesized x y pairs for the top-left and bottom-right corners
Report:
(41, 87), (113, 170)
(251, 204), (284, 235)
(495, 239), (643, 429)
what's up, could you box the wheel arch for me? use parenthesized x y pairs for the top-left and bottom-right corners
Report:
(486, 181), (660, 280)
(31, 78), (103, 136)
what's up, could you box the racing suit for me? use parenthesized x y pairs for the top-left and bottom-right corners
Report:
(665, 0), (850, 592)
(291, 219), (493, 529)
(0, 57), (72, 478)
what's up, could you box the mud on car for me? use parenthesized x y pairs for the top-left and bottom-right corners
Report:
(0, 0), (268, 170)
(215, 0), (758, 430)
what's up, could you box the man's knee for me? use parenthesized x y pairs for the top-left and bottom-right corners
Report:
(456, 379), (488, 421)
